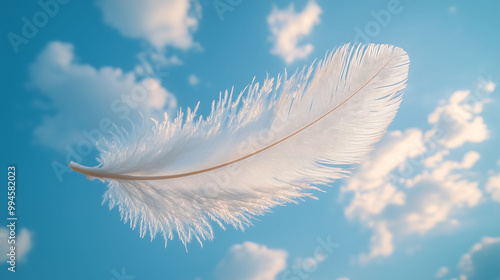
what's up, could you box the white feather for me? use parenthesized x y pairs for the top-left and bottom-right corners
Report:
(70, 44), (409, 247)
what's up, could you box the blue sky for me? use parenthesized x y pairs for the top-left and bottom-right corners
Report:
(1, 0), (500, 279)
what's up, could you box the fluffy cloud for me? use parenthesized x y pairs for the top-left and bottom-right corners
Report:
(216, 241), (287, 280)
(342, 84), (494, 262)
(96, 0), (201, 50)
(457, 237), (500, 280)
(403, 151), (482, 234)
(267, 0), (321, 64)
(29, 41), (176, 151)
(427, 90), (490, 149)
(343, 129), (422, 220)
(349, 143), (482, 262)
(0, 228), (33, 262)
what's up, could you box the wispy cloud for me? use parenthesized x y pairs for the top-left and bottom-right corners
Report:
(359, 222), (394, 262)
(216, 241), (287, 280)
(267, 0), (321, 64)
(29, 41), (176, 151)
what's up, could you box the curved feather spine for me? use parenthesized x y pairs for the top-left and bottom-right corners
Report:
(69, 55), (396, 180)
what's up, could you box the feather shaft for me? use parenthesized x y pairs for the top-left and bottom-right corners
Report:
(69, 55), (396, 181)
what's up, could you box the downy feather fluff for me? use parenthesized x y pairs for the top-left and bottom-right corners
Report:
(70, 44), (409, 247)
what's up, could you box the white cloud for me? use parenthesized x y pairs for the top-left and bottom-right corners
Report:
(486, 171), (500, 202)
(435, 266), (449, 278)
(480, 81), (496, 93)
(216, 241), (287, 280)
(427, 90), (489, 149)
(267, 0), (321, 64)
(29, 41), (176, 151)
(188, 74), (200, 86)
(342, 129), (422, 220)
(350, 146), (482, 262)
(403, 152), (482, 234)
(337, 278), (350, 280)
(342, 84), (493, 262)
(0, 228), (33, 263)
(457, 237), (500, 280)
(96, 0), (202, 50)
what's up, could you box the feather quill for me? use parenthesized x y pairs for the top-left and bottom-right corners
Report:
(70, 44), (409, 246)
